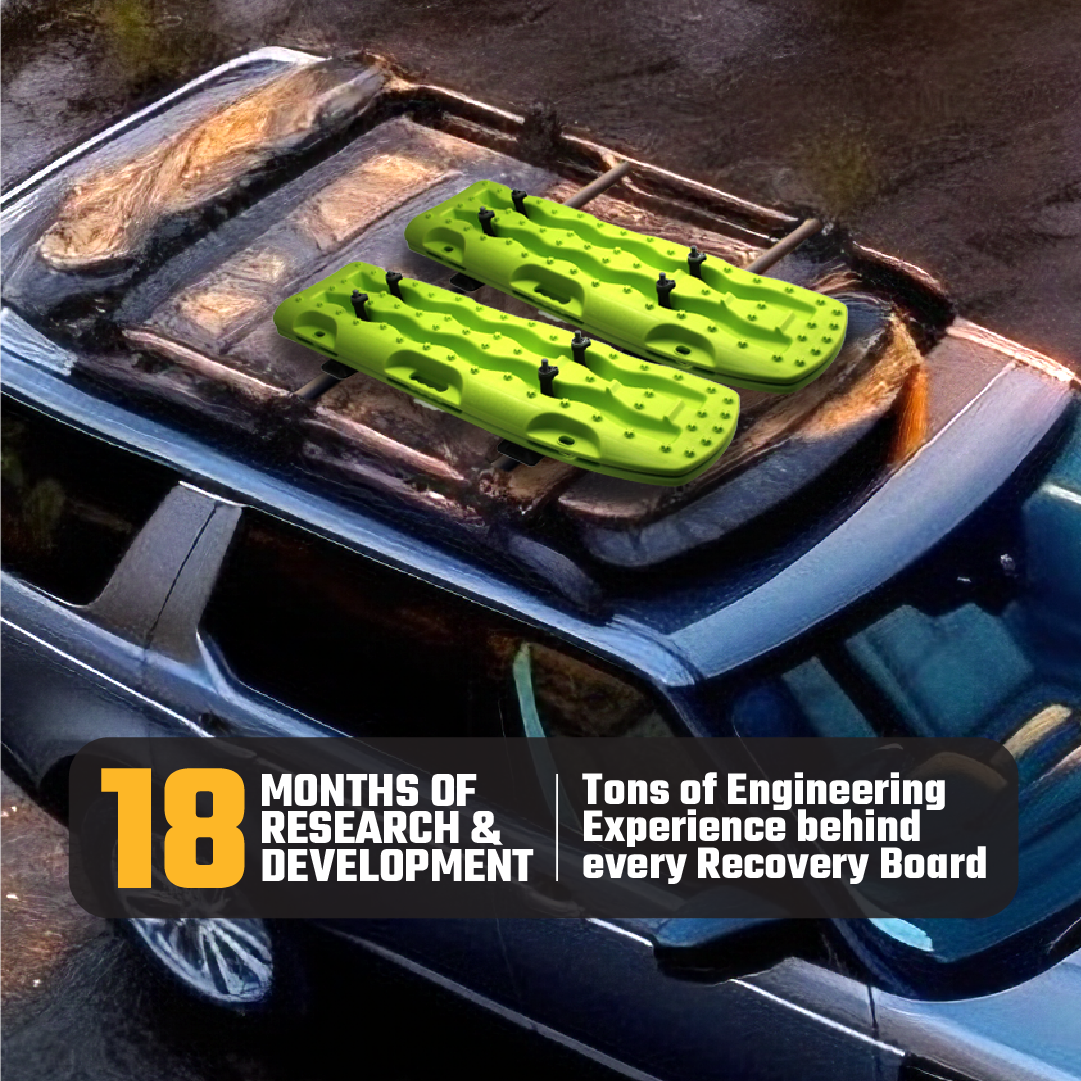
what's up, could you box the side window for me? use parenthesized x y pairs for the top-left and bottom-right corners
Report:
(202, 511), (676, 738)
(1, 397), (177, 604)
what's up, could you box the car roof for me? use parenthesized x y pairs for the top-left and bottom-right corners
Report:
(2, 48), (1076, 699)
(1, 51), (921, 557)
(4, 310), (1072, 707)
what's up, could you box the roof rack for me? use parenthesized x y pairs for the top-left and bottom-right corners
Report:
(1, 51), (924, 575)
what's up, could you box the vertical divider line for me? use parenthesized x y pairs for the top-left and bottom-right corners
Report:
(555, 773), (560, 881)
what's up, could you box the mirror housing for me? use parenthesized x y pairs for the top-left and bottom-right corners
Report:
(653, 918), (823, 983)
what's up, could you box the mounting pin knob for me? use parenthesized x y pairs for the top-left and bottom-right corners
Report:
(656, 273), (676, 309)
(478, 206), (497, 236)
(538, 358), (559, 397)
(351, 291), (371, 320)
(385, 271), (404, 299)
(511, 189), (529, 217)
(688, 246), (707, 278)
(571, 331), (592, 365)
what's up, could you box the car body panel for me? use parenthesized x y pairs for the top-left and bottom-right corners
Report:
(0, 614), (194, 783)
(873, 950), (1081, 1081)
(498, 917), (887, 1081)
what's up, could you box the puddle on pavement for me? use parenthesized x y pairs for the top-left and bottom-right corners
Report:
(0, 773), (101, 1011)
(2, 0), (1078, 363)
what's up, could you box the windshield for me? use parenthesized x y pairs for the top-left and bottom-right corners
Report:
(724, 401), (1081, 990)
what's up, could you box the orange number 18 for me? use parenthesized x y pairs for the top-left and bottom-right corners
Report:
(100, 767), (245, 889)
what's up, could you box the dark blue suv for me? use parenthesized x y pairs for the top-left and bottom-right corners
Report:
(3, 48), (1079, 1081)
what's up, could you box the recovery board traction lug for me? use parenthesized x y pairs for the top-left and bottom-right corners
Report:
(404, 180), (848, 393)
(273, 260), (740, 485)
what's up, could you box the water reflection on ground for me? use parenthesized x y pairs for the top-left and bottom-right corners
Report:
(3, 0), (1079, 363)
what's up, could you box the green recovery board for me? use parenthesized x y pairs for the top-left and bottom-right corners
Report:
(404, 180), (848, 393)
(273, 261), (740, 485)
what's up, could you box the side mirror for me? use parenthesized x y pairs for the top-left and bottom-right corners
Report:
(653, 918), (823, 983)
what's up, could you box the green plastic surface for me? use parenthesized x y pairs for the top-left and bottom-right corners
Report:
(273, 261), (741, 485)
(404, 180), (849, 393)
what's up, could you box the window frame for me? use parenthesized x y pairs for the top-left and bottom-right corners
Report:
(1, 394), (180, 608)
(196, 507), (689, 741)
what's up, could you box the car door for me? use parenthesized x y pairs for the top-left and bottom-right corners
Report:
(497, 642), (886, 1081)
(497, 916), (886, 1081)
(129, 499), (517, 1003)
(138, 499), (680, 1009)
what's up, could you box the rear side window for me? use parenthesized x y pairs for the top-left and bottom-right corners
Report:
(203, 511), (675, 739)
(1, 397), (177, 604)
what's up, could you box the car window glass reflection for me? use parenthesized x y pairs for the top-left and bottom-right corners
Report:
(203, 511), (674, 738)
(1, 397), (177, 604)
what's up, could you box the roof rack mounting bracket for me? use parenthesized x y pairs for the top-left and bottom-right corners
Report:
(497, 439), (544, 467)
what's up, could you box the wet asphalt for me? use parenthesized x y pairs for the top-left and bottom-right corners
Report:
(2, 0), (1080, 365)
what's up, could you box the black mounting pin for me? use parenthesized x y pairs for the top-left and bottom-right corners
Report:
(688, 246), (707, 278)
(351, 290), (371, 320)
(385, 270), (404, 299)
(656, 273), (676, 309)
(511, 189), (530, 217)
(538, 358), (559, 397)
(478, 206), (497, 236)
(571, 331), (592, 365)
